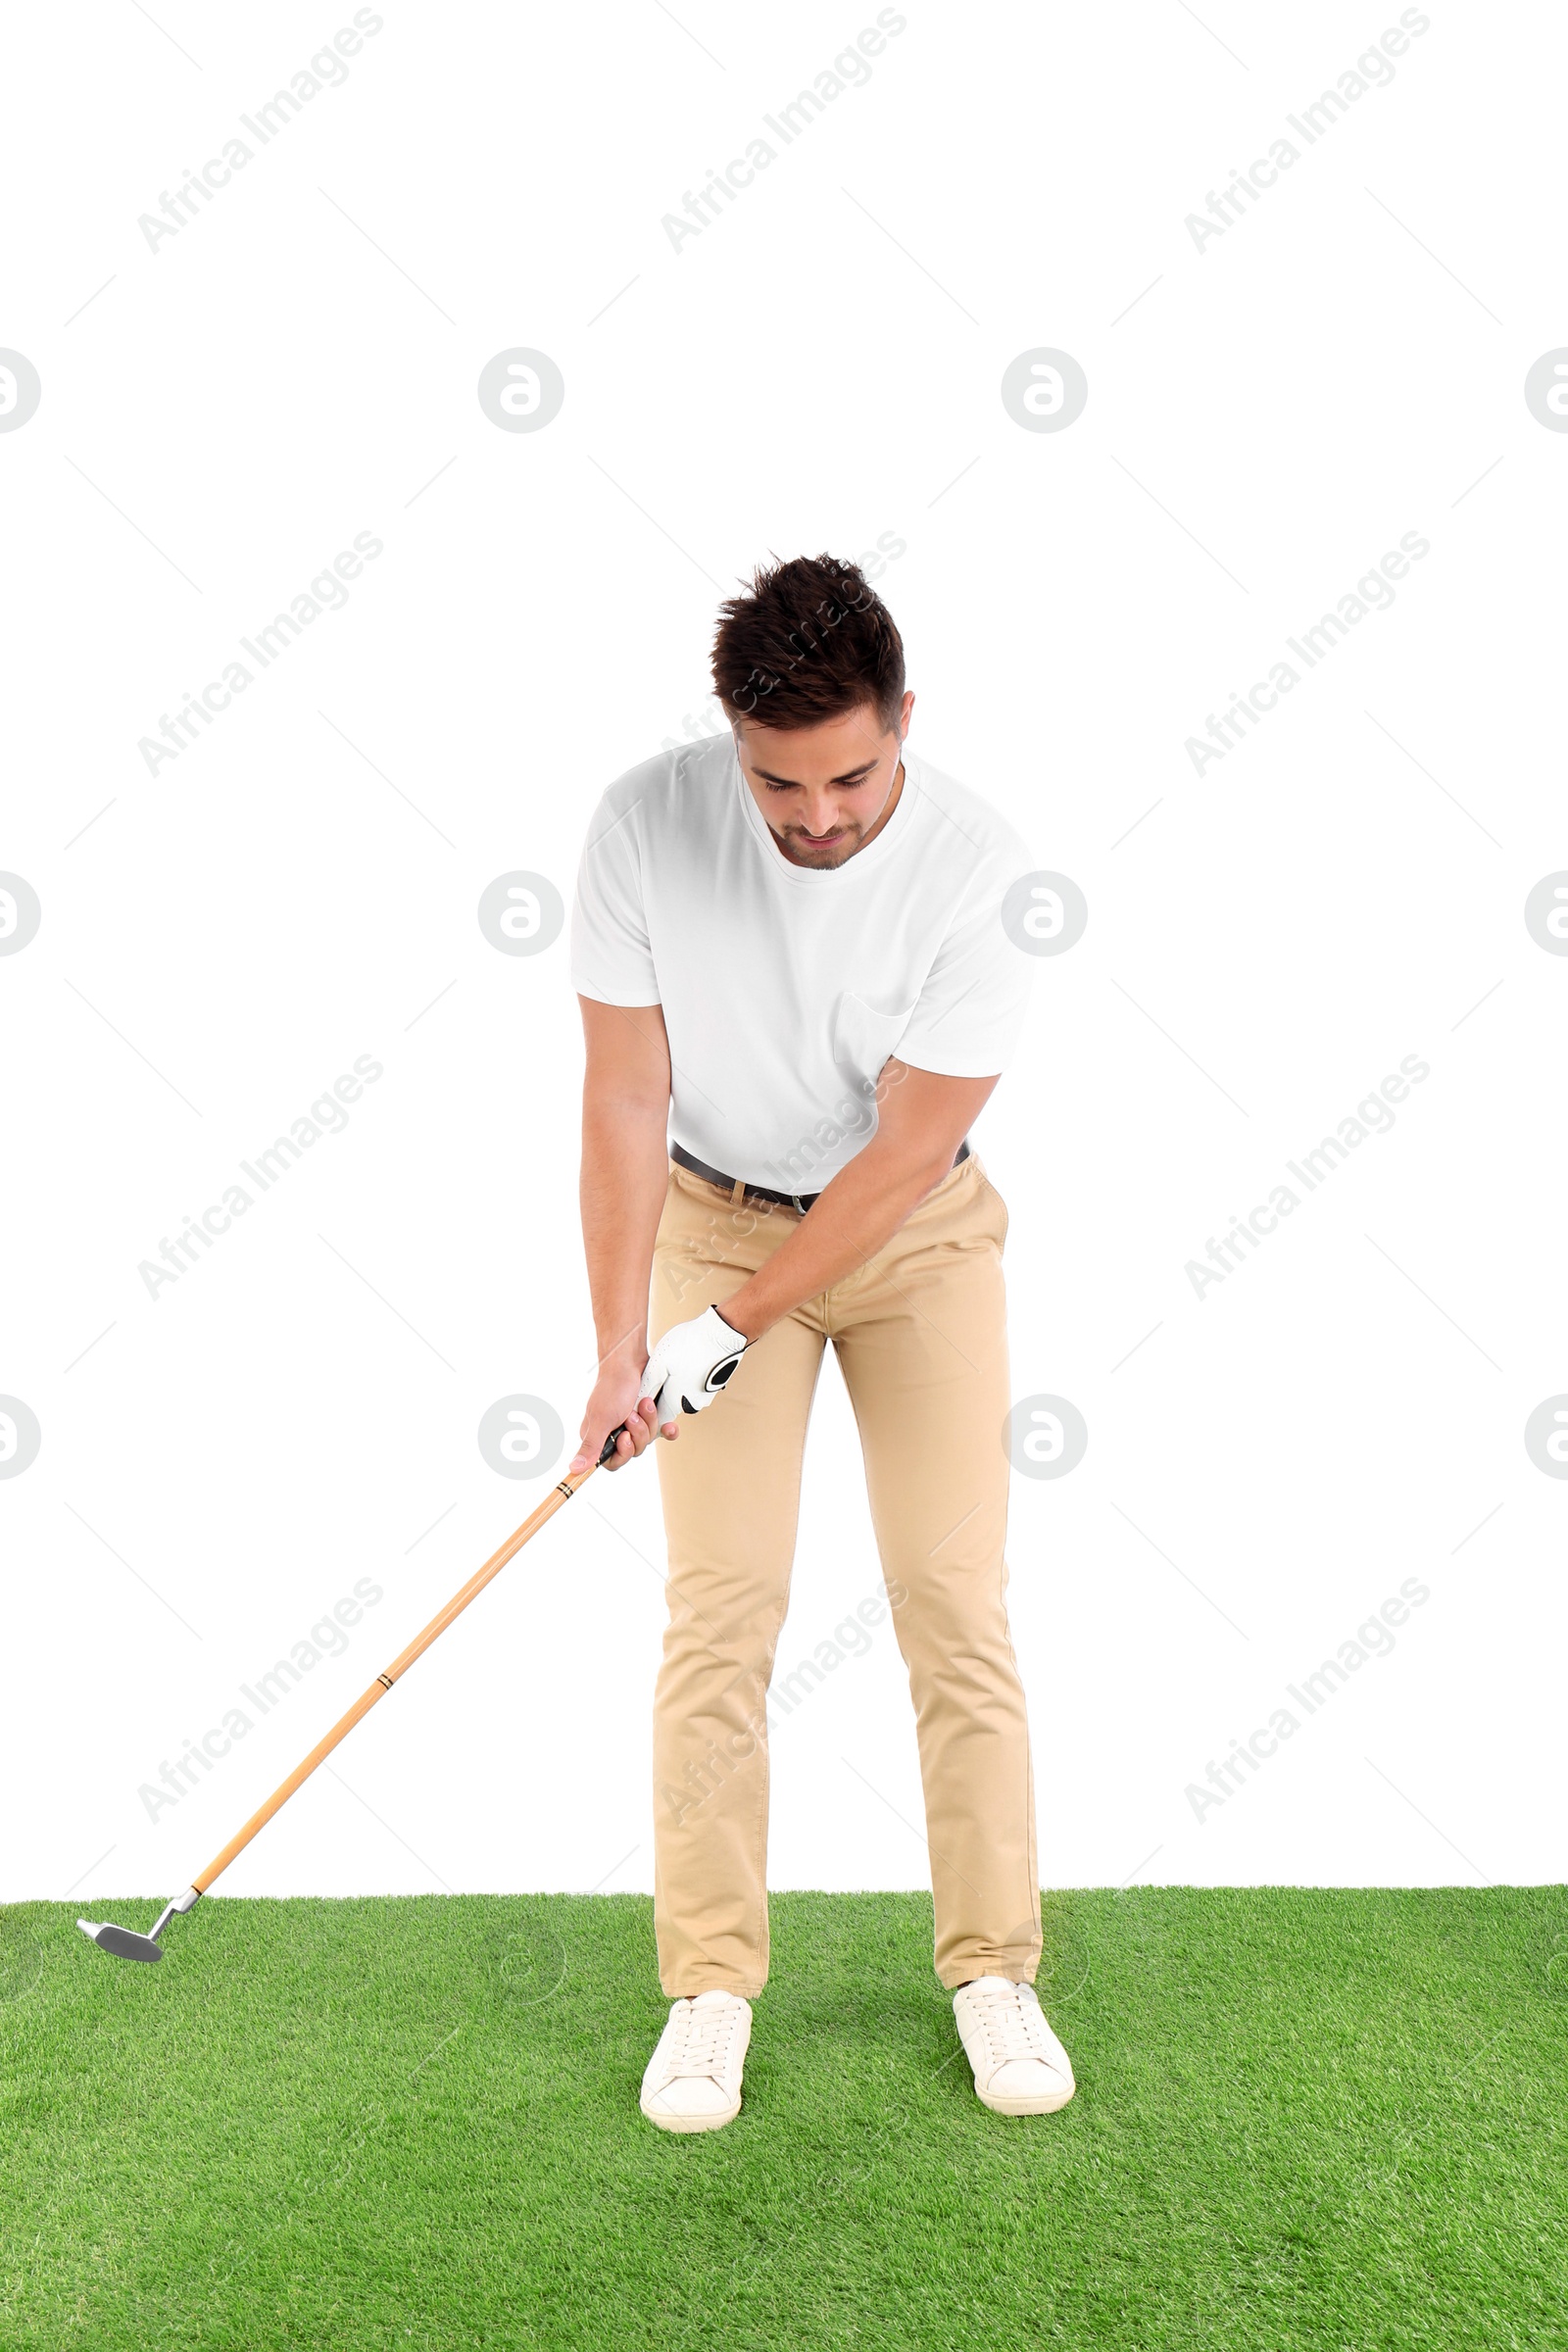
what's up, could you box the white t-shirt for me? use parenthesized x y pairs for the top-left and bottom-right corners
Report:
(569, 732), (1034, 1190)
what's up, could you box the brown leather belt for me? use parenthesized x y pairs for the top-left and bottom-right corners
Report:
(670, 1138), (969, 1214)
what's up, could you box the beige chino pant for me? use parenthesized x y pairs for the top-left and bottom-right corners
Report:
(648, 1152), (1041, 1997)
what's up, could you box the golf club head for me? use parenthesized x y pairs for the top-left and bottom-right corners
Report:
(76, 1918), (164, 1963)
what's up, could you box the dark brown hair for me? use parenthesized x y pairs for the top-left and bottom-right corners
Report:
(710, 553), (906, 735)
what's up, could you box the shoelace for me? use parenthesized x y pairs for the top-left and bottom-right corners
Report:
(662, 2000), (737, 2082)
(968, 1983), (1051, 2065)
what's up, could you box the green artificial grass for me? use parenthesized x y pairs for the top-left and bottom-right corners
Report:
(2, 1887), (1565, 2349)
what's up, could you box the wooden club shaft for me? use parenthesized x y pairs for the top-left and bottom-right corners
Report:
(191, 1463), (598, 1896)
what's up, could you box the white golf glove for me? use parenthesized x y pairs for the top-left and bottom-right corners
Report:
(639, 1305), (751, 1424)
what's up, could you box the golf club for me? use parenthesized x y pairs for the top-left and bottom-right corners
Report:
(76, 1421), (633, 1963)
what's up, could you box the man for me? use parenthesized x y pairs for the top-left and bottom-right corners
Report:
(566, 552), (1073, 2132)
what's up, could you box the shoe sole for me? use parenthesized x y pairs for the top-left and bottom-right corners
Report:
(640, 2095), (742, 2133)
(977, 2080), (1076, 2116)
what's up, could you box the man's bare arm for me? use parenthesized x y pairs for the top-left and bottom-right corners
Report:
(567, 997), (673, 1473)
(718, 1061), (998, 1344)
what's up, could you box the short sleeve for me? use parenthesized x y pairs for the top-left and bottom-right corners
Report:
(569, 793), (660, 1005)
(894, 866), (1033, 1079)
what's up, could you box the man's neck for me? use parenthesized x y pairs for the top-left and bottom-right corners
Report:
(858, 759), (905, 855)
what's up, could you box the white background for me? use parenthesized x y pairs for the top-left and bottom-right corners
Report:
(4, 1), (1564, 1918)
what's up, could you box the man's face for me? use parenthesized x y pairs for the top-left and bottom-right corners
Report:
(732, 692), (914, 869)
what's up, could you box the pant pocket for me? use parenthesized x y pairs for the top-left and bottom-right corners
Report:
(967, 1156), (1008, 1250)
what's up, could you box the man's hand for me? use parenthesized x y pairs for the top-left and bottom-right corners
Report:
(639, 1305), (751, 1423)
(567, 1345), (667, 1476)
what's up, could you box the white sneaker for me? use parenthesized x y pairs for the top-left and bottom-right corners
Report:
(639, 1988), (752, 2133)
(953, 1975), (1076, 2115)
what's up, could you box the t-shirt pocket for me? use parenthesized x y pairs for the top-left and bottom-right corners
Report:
(831, 990), (918, 1091)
